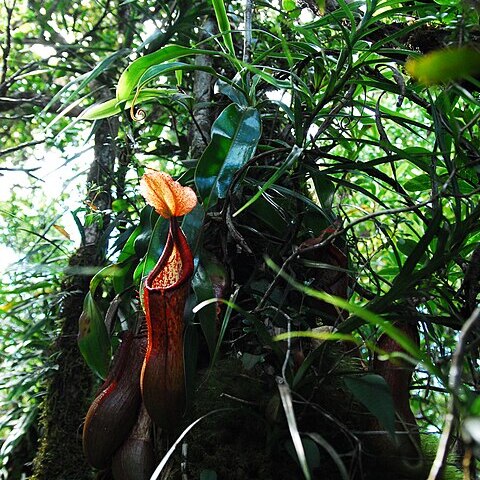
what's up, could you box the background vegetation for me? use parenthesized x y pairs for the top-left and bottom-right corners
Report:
(0, 0), (479, 479)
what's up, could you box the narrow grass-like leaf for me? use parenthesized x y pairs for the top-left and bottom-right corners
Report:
(278, 380), (311, 480)
(193, 297), (283, 357)
(43, 48), (129, 114)
(273, 330), (356, 343)
(306, 432), (349, 480)
(46, 94), (89, 129)
(149, 408), (234, 480)
(211, 0), (236, 58)
(264, 258), (440, 376)
(233, 145), (303, 217)
(210, 287), (239, 368)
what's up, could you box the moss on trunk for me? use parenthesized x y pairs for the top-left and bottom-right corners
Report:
(31, 247), (97, 480)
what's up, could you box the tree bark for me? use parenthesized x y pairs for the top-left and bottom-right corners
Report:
(188, 17), (216, 158)
(31, 115), (118, 480)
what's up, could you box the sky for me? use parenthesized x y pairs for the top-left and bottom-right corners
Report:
(0, 142), (91, 272)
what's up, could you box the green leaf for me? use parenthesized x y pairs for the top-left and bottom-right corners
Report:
(116, 45), (219, 102)
(233, 145), (303, 217)
(200, 470), (218, 480)
(384, 211), (442, 305)
(282, 0), (297, 11)
(264, 258), (436, 374)
(406, 47), (480, 86)
(89, 264), (124, 297)
(150, 409), (234, 480)
(306, 432), (349, 480)
(433, 0), (459, 7)
(77, 293), (112, 379)
(470, 396), (480, 416)
(278, 381), (312, 480)
(285, 437), (320, 474)
(403, 174), (431, 192)
(246, 194), (290, 236)
(181, 203), (205, 252)
(311, 172), (336, 211)
(80, 89), (177, 120)
(344, 374), (396, 437)
(396, 238), (427, 264)
(46, 94), (89, 129)
(43, 48), (130, 115)
(192, 263), (217, 358)
(217, 78), (248, 106)
(241, 352), (265, 370)
(195, 104), (261, 208)
(111, 199), (130, 212)
(132, 206), (159, 260)
(135, 215), (168, 283)
(138, 62), (214, 90)
(211, 0), (236, 58)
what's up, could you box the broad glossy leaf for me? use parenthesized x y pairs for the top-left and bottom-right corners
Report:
(134, 215), (168, 284)
(217, 78), (248, 106)
(78, 293), (112, 379)
(344, 374), (396, 437)
(406, 47), (480, 85)
(195, 104), (261, 208)
(192, 263), (217, 358)
(80, 89), (177, 120)
(181, 203), (205, 255)
(138, 62), (218, 91)
(116, 45), (219, 102)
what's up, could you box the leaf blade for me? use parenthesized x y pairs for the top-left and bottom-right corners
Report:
(195, 104), (261, 208)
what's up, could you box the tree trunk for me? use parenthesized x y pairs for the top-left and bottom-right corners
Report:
(31, 116), (118, 480)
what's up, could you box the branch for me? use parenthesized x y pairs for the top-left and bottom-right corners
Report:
(0, 0), (16, 91)
(0, 92), (83, 116)
(0, 139), (46, 157)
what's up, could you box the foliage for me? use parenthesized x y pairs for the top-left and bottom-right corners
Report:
(1, 0), (480, 478)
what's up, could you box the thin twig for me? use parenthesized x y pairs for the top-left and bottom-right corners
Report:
(220, 393), (261, 406)
(0, 139), (46, 157)
(428, 308), (480, 480)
